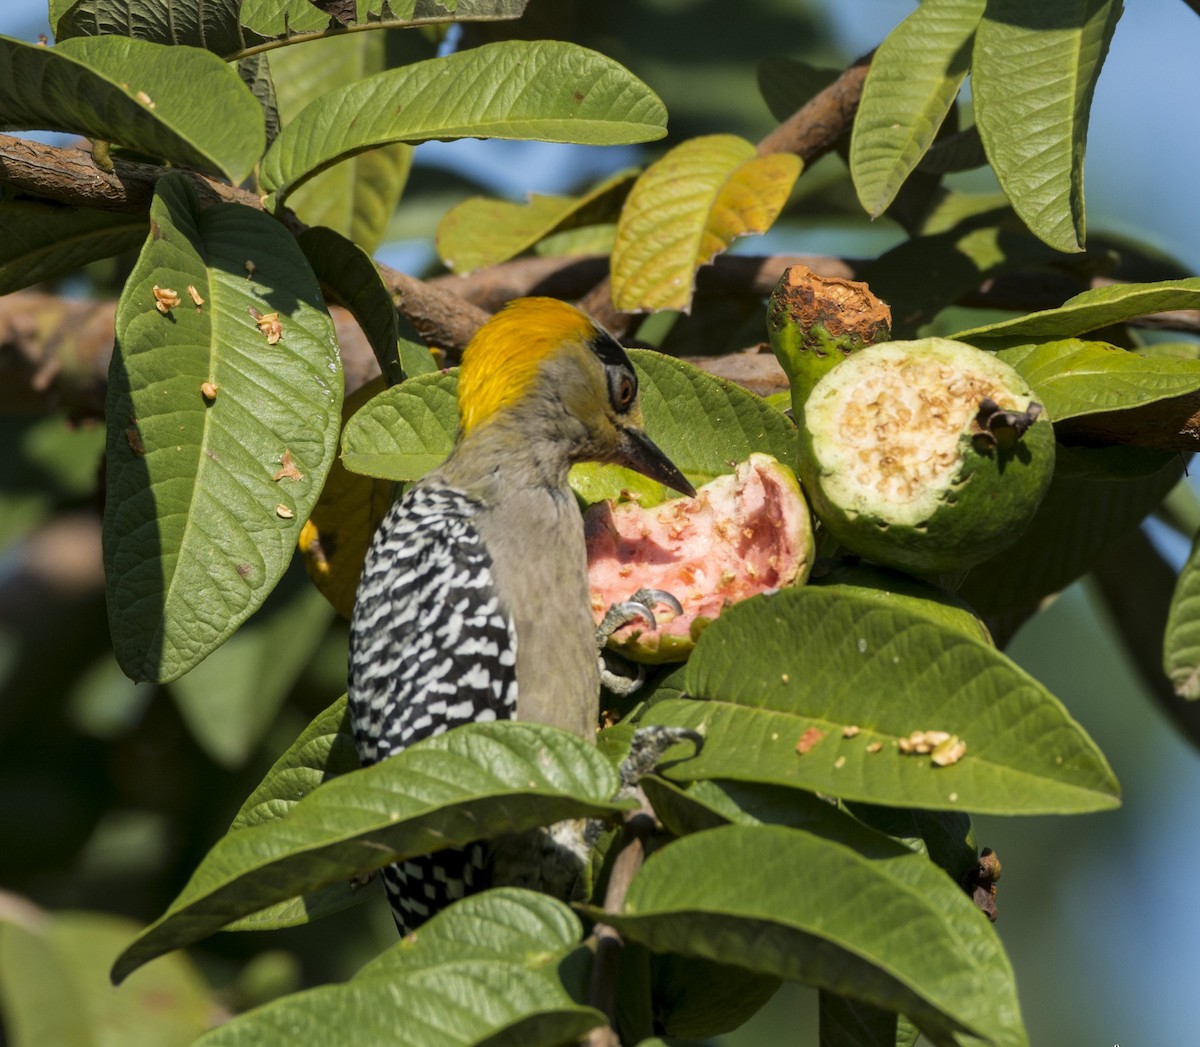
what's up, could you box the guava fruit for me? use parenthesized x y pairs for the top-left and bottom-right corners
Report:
(798, 338), (1054, 575)
(585, 453), (814, 663)
(767, 263), (893, 413)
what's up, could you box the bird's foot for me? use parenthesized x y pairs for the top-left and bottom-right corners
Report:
(617, 724), (705, 793)
(595, 589), (685, 696)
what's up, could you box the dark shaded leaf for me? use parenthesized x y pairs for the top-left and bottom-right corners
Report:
(104, 174), (342, 682)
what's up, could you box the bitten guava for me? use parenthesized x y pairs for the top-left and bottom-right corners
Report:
(585, 453), (814, 662)
(798, 338), (1055, 575)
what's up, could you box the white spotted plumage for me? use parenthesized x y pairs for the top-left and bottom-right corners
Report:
(348, 484), (517, 930)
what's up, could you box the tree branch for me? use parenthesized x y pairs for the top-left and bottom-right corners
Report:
(586, 792), (658, 1046)
(0, 133), (489, 350)
(0, 133), (262, 214)
(757, 50), (874, 161)
(430, 253), (857, 311)
(0, 292), (383, 417)
(8, 127), (1200, 432)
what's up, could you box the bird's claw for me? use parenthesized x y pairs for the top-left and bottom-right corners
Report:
(629, 587), (684, 618)
(595, 587), (684, 647)
(596, 588), (686, 696)
(596, 598), (657, 647)
(618, 725), (705, 791)
(599, 654), (645, 697)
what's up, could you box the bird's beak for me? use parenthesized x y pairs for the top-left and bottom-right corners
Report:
(616, 427), (696, 498)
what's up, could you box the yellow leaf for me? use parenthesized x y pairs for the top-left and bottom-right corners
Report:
(300, 378), (393, 619)
(436, 169), (636, 274)
(611, 134), (801, 313)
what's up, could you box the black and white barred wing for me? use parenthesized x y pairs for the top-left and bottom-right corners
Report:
(349, 485), (518, 766)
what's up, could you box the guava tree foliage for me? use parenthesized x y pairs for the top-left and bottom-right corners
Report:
(3, 0), (1200, 1044)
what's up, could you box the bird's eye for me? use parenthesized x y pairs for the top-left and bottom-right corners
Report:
(614, 373), (636, 409)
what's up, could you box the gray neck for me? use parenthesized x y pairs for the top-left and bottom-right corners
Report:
(438, 400), (582, 501)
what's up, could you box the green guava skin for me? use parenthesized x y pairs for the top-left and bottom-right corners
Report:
(798, 339), (1056, 576)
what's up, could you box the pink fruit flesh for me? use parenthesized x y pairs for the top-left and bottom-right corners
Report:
(585, 454), (811, 657)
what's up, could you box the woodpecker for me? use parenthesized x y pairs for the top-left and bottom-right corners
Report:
(348, 297), (694, 933)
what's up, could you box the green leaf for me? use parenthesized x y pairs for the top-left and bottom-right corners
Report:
(858, 208), (1055, 336)
(1165, 533), (1200, 700)
(260, 40), (667, 203)
(237, 53), (281, 146)
(111, 721), (625, 981)
(641, 587), (1119, 815)
(534, 224), (616, 259)
(298, 142), (413, 253)
(270, 32), (412, 254)
(955, 277), (1200, 346)
(436, 169), (637, 274)
(231, 697), (358, 831)
(239, 0), (331, 37)
(195, 960), (602, 1047)
(0, 35), (264, 184)
(611, 134), (801, 313)
(0, 908), (211, 1047)
(997, 339), (1200, 421)
(104, 174), (342, 683)
(0, 201), (148, 295)
(810, 563), (993, 647)
(973, 0), (1122, 252)
(340, 351), (799, 492)
(52, 0), (253, 55)
(222, 695), (364, 930)
(397, 331), (440, 379)
(298, 380), (396, 621)
(341, 370), (458, 482)
(298, 227), (405, 386)
(850, 0), (984, 217)
(644, 777), (856, 840)
(820, 992), (920, 1047)
(845, 803), (978, 883)
(959, 445), (1181, 616)
(169, 561), (335, 769)
(652, 952), (781, 1040)
(357, 887), (583, 977)
(918, 126), (988, 174)
(221, 891), (599, 1042)
(240, 0), (529, 43)
(648, 776), (978, 892)
(595, 824), (1027, 1046)
(620, 352), (800, 487)
(0, 918), (90, 1047)
(53, 0), (528, 58)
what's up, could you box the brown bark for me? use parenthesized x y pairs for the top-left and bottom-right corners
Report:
(585, 791), (658, 1045)
(10, 276), (1200, 445)
(0, 134), (489, 350)
(757, 51), (874, 162)
(0, 133), (252, 214)
(7, 93), (1200, 435)
(428, 253), (857, 313)
(0, 291), (381, 417)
